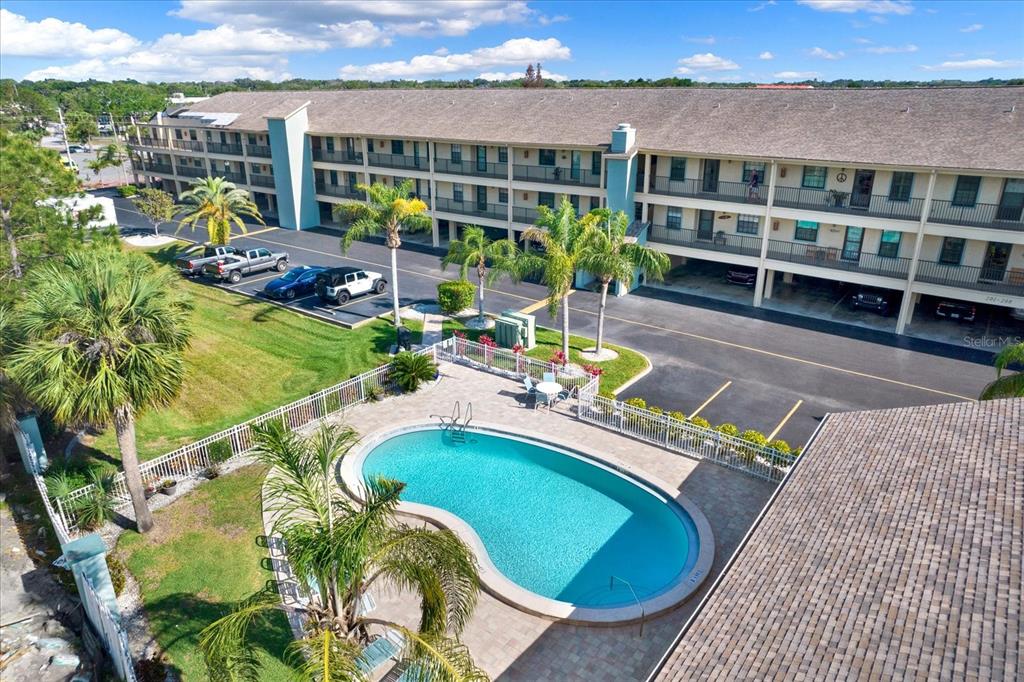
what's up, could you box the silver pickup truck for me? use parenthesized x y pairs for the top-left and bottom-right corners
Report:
(174, 245), (238, 277)
(201, 247), (289, 283)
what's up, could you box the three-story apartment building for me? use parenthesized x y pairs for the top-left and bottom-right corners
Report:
(130, 87), (1024, 335)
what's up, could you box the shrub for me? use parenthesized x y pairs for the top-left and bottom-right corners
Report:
(478, 334), (497, 348)
(75, 470), (116, 530)
(649, 406), (664, 416)
(548, 350), (568, 367)
(511, 343), (524, 355)
(669, 411), (687, 423)
(598, 388), (616, 400)
(391, 351), (438, 393)
(689, 416), (711, 429)
(107, 555), (127, 596)
(716, 423), (739, 437)
(363, 381), (383, 402)
(741, 429), (768, 447)
(117, 184), (138, 198)
(135, 653), (169, 682)
(45, 465), (89, 500)
(768, 439), (791, 455)
(436, 280), (475, 314)
(581, 364), (604, 377)
(208, 437), (232, 465)
(624, 397), (646, 410)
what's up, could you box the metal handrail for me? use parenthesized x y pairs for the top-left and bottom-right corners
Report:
(432, 401), (460, 430)
(610, 575), (645, 637)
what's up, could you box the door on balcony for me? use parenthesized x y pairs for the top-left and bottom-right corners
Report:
(697, 210), (715, 240)
(476, 146), (487, 172)
(570, 151), (581, 181)
(841, 226), (863, 261)
(850, 170), (875, 209)
(980, 242), (1011, 282)
(996, 179), (1024, 221)
(476, 185), (488, 212)
(702, 160), (719, 193)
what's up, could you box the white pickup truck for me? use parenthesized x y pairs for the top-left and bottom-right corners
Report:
(201, 247), (289, 283)
(313, 266), (386, 304)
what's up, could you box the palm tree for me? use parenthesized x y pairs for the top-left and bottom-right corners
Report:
(177, 176), (264, 245)
(7, 248), (192, 532)
(441, 225), (520, 324)
(519, 197), (587, 358)
(576, 209), (670, 354)
(336, 180), (430, 326)
(0, 304), (25, 479)
(88, 143), (129, 184)
(200, 421), (486, 682)
(980, 341), (1024, 400)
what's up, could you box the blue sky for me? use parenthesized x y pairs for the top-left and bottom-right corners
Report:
(1, 0), (1021, 83)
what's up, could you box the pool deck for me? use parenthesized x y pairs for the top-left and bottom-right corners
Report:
(326, 361), (775, 682)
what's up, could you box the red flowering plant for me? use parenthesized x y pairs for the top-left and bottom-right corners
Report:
(581, 364), (604, 377)
(478, 334), (497, 366)
(451, 329), (467, 355)
(511, 343), (525, 374)
(549, 350), (568, 368)
(511, 343), (524, 354)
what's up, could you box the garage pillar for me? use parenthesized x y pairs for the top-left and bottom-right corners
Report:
(782, 271), (794, 284)
(896, 291), (921, 334)
(764, 269), (775, 300)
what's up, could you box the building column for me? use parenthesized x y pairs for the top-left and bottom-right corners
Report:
(763, 269), (775, 300)
(896, 170), (937, 335)
(506, 144), (514, 240)
(428, 141), (439, 247)
(753, 160), (779, 307)
(266, 101), (318, 230)
(640, 153), (651, 222)
(361, 137), (371, 187)
(603, 123), (638, 216)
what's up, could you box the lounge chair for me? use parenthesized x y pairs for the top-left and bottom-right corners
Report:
(356, 635), (400, 676)
(522, 377), (538, 408)
(396, 663), (429, 682)
(356, 591), (376, 617)
(543, 371), (556, 383)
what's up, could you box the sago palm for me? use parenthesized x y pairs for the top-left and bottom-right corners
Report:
(200, 421), (486, 682)
(336, 180), (430, 326)
(7, 248), (192, 532)
(979, 341), (1024, 400)
(576, 209), (670, 353)
(441, 225), (520, 324)
(518, 197), (587, 358)
(177, 176), (264, 245)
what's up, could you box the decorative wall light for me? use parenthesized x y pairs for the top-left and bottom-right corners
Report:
(780, 167), (787, 178)
(772, 221), (779, 231)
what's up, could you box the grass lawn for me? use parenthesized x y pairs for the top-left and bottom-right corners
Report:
(80, 243), (409, 470)
(116, 465), (295, 681)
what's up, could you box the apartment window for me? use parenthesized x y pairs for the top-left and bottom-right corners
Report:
(367, 139), (374, 152)
(477, 185), (488, 209)
(670, 158), (686, 181)
(391, 140), (404, 155)
(889, 172), (914, 201)
(736, 214), (759, 235)
(451, 144), (462, 163)
(539, 149), (556, 166)
(250, 163), (261, 175)
(247, 134), (257, 146)
(453, 183), (464, 203)
(878, 230), (902, 258)
(666, 207), (682, 230)
(174, 129), (183, 139)
(348, 173), (358, 192)
(794, 220), (819, 242)
(329, 170), (338, 186)
(498, 147), (508, 163)
(476, 145), (487, 171)
(538, 192), (555, 208)
(634, 202), (643, 221)
(742, 162), (766, 184)
(498, 189), (508, 204)
(205, 130), (213, 142)
(952, 176), (981, 207)
(802, 166), (827, 189)
(592, 152), (602, 176)
(938, 237), (966, 265)
(570, 195), (580, 215)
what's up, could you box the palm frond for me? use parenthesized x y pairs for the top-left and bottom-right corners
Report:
(980, 371), (1024, 400)
(387, 626), (489, 682)
(285, 628), (365, 682)
(198, 589), (281, 682)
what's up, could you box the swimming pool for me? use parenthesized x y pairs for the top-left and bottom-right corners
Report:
(346, 423), (713, 621)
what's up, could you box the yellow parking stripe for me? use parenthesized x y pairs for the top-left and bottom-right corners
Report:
(689, 381), (732, 420)
(767, 400), (804, 441)
(234, 226), (278, 238)
(519, 290), (574, 315)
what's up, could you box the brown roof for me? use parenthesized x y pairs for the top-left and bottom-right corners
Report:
(653, 398), (1023, 682)
(176, 87), (1024, 172)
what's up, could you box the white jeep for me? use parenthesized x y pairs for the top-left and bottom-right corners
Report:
(314, 266), (386, 304)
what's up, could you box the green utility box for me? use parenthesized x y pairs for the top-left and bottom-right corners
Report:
(494, 317), (524, 349)
(496, 310), (536, 349)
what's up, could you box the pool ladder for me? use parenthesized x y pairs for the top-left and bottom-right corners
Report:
(436, 400), (473, 443)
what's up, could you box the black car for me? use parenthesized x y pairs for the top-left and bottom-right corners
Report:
(935, 300), (976, 323)
(849, 288), (893, 316)
(725, 266), (757, 287)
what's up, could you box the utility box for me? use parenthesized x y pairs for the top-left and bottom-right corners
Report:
(494, 317), (524, 349)
(501, 310), (536, 349)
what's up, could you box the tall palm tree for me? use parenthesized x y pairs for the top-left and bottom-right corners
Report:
(980, 341), (1024, 400)
(88, 143), (129, 184)
(336, 180), (430, 326)
(576, 209), (670, 354)
(519, 197), (587, 358)
(441, 225), (520, 324)
(200, 421), (486, 682)
(177, 176), (264, 245)
(7, 248), (192, 532)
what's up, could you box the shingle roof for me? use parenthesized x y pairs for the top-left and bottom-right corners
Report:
(653, 398), (1022, 682)
(176, 87), (1024, 172)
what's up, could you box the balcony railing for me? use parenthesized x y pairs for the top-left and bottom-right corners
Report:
(914, 260), (1024, 296)
(315, 183), (365, 200)
(177, 165), (207, 178)
(773, 186), (923, 221)
(246, 144), (272, 159)
(433, 157), (508, 179)
(366, 152), (425, 171)
(207, 142), (243, 156)
(648, 177), (768, 206)
(434, 197), (507, 221)
(766, 239), (910, 279)
(313, 148), (364, 165)
(136, 137), (170, 148)
(218, 171), (247, 184)
(171, 139), (204, 152)
(250, 174), (276, 188)
(648, 225), (762, 257)
(512, 206), (541, 224)
(512, 165), (601, 187)
(927, 199), (1024, 232)
(146, 162), (173, 174)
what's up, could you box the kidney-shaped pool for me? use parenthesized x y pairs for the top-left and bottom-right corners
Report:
(345, 424), (713, 621)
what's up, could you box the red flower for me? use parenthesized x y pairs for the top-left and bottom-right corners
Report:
(479, 334), (497, 348)
(452, 330), (467, 339)
(511, 343), (524, 355)
(581, 364), (604, 376)
(549, 350), (568, 366)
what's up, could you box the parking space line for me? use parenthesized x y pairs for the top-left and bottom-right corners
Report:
(519, 290), (573, 315)
(767, 400), (804, 441)
(234, 226), (278, 238)
(689, 380), (732, 419)
(227, 272), (281, 288)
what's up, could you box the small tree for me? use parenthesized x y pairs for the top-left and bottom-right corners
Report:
(64, 110), (98, 145)
(979, 341), (1024, 400)
(88, 143), (129, 184)
(441, 225), (520, 324)
(177, 176), (264, 245)
(524, 64), (536, 87)
(535, 62), (544, 86)
(131, 188), (177, 236)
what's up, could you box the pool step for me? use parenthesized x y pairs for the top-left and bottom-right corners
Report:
(451, 430), (466, 443)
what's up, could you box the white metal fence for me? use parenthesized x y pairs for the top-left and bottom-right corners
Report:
(578, 392), (795, 481)
(436, 336), (600, 394)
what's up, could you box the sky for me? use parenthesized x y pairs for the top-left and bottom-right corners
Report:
(0, 0), (1022, 84)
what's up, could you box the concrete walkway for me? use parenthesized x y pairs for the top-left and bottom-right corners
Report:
(421, 313), (444, 346)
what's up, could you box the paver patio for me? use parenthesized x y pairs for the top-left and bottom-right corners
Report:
(325, 360), (775, 681)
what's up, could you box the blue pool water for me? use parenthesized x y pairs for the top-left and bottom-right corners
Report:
(361, 428), (699, 608)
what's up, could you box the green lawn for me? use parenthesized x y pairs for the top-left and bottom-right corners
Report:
(80, 243), (407, 470)
(116, 465), (294, 681)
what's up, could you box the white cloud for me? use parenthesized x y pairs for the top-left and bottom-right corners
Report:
(864, 44), (918, 54)
(853, 37), (873, 44)
(749, 0), (777, 11)
(0, 9), (141, 57)
(960, 23), (984, 33)
(759, 51), (775, 60)
(150, 25), (331, 54)
(696, 74), (743, 83)
(675, 52), (741, 74)
(538, 14), (570, 25)
(24, 53), (292, 82)
(920, 58), (1023, 72)
(808, 46), (845, 59)
(773, 70), (821, 79)
(339, 37), (571, 80)
(796, 0), (913, 14)
(685, 35), (717, 45)
(478, 70), (568, 81)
